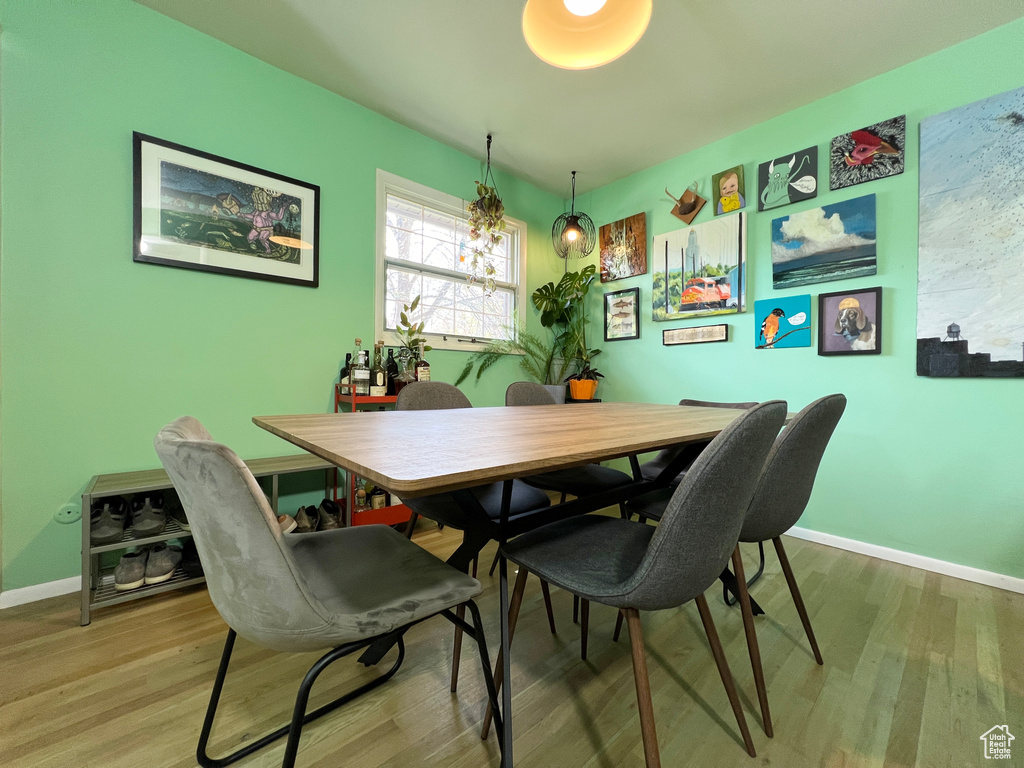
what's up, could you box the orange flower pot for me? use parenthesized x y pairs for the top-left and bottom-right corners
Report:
(568, 379), (598, 400)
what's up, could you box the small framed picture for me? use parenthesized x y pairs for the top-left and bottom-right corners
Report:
(663, 324), (728, 346)
(818, 287), (882, 355)
(604, 287), (640, 341)
(133, 132), (320, 287)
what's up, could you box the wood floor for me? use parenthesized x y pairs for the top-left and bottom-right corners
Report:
(1, 522), (1021, 767)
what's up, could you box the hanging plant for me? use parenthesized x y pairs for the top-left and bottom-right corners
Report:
(463, 135), (505, 295)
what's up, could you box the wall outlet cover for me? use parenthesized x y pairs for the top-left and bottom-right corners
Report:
(54, 504), (82, 525)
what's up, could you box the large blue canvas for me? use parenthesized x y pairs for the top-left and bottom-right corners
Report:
(754, 294), (811, 349)
(917, 85), (1024, 378)
(771, 194), (877, 289)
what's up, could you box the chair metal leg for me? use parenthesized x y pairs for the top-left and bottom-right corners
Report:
(613, 609), (624, 642)
(539, 580), (557, 634)
(573, 594), (580, 624)
(580, 598), (590, 660)
(624, 608), (661, 768)
(450, 603), (467, 693)
(694, 594), (756, 758)
(618, 502), (629, 520)
(732, 547), (773, 738)
(197, 628), (405, 768)
(481, 566), (529, 740)
(472, 555), (479, 579)
(723, 541), (765, 607)
(461, 601), (506, 755)
(773, 536), (823, 665)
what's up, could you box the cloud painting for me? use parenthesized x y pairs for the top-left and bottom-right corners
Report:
(771, 194), (877, 289)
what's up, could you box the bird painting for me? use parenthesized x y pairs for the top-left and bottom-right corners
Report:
(760, 308), (785, 347)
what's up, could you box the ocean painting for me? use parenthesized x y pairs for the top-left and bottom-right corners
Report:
(917, 85), (1024, 378)
(771, 195), (876, 289)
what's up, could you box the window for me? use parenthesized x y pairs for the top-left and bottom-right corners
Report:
(375, 170), (526, 352)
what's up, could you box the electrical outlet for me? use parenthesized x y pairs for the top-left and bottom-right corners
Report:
(54, 503), (82, 525)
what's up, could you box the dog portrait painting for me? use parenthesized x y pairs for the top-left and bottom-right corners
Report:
(818, 287), (882, 356)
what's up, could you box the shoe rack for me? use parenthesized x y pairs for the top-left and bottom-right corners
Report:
(80, 455), (332, 626)
(334, 383), (414, 527)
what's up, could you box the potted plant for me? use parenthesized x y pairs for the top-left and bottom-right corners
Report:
(394, 295), (431, 392)
(565, 357), (603, 400)
(454, 324), (570, 396)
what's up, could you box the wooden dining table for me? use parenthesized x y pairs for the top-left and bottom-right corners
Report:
(254, 401), (764, 767)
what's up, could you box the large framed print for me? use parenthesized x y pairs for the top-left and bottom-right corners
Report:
(133, 132), (320, 287)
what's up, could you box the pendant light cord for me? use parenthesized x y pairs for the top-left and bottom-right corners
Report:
(570, 170), (577, 215)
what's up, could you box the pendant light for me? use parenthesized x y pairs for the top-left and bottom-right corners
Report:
(552, 171), (596, 260)
(523, 0), (653, 70)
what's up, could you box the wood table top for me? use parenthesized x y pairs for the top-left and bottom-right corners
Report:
(254, 402), (755, 498)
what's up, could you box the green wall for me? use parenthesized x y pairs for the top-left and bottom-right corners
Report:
(0, 0), (564, 590)
(584, 17), (1024, 579)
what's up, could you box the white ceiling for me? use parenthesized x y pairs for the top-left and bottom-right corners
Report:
(137, 0), (1024, 196)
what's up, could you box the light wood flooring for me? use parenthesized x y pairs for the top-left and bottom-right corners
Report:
(1, 521), (1022, 767)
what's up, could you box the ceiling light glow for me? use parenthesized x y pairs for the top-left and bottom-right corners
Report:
(523, 0), (652, 70)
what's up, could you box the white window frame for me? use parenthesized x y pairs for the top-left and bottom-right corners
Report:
(375, 169), (527, 353)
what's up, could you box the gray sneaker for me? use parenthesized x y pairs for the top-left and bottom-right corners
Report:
(91, 499), (127, 545)
(114, 550), (148, 591)
(294, 505), (318, 533)
(317, 498), (342, 530)
(144, 544), (182, 585)
(131, 495), (166, 538)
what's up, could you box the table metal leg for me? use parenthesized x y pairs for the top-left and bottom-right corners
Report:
(498, 479), (514, 766)
(722, 541), (766, 608)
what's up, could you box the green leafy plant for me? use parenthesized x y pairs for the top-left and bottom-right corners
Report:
(454, 324), (570, 387)
(532, 264), (600, 377)
(565, 359), (603, 382)
(465, 181), (505, 295)
(395, 295), (432, 354)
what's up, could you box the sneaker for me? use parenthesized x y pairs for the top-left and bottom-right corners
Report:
(144, 544), (183, 585)
(114, 550), (148, 591)
(130, 494), (166, 538)
(294, 505), (318, 533)
(317, 498), (342, 530)
(90, 498), (127, 545)
(165, 490), (190, 531)
(180, 539), (204, 578)
(277, 515), (298, 534)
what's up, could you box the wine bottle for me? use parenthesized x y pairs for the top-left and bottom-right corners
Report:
(370, 342), (387, 397)
(339, 353), (352, 390)
(369, 486), (387, 510)
(385, 348), (398, 396)
(352, 338), (370, 396)
(414, 341), (431, 381)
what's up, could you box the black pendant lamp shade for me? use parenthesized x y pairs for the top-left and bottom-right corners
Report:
(552, 171), (596, 259)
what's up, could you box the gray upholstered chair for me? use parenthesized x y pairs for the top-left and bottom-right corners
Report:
(154, 416), (503, 768)
(395, 381), (557, 689)
(485, 401), (788, 764)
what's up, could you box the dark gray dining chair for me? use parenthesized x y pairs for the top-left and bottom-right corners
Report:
(154, 416), (503, 768)
(484, 400), (788, 765)
(614, 394), (846, 742)
(396, 381), (557, 689)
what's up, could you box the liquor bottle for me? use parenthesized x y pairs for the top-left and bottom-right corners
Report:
(354, 488), (368, 513)
(370, 342), (387, 397)
(369, 486), (387, 510)
(414, 341), (431, 381)
(339, 353), (352, 390)
(385, 348), (398, 396)
(351, 338), (370, 396)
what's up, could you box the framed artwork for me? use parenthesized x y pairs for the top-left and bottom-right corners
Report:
(771, 194), (876, 289)
(829, 115), (905, 191)
(652, 213), (746, 321)
(663, 324), (728, 346)
(757, 146), (818, 211)
(918, 85), (1024, 378)
(133, 132), (320, 287)
(604, 287), (640, 341)
(818, 287), (882, 356)
(667, 183), (706, 225)
(754, 294), (811, 349)
(599, 213), (647, 282)
(711, 165), (746, 215)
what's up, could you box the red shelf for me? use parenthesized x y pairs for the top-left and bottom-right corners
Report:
(351, 503), (413, 527)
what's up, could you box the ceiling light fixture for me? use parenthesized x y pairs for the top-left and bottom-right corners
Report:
(522, 0), (652, 70)
(552, 171), (596, 261)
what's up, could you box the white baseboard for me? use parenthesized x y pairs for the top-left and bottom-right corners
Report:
(0, 575), (81, 609)
(787, 526), (1024, 595)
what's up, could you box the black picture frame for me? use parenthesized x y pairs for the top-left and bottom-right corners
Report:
(604, 287), (640, 341)
(133, 132), (320, 287)
(663, 324), (729, 346)
(818, 286), (882, 356)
